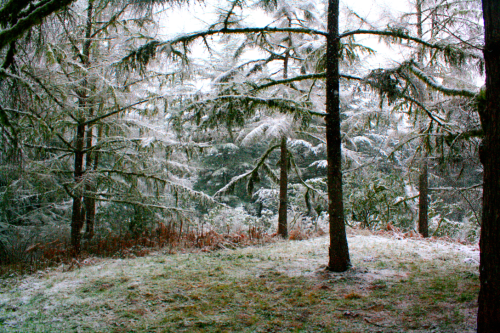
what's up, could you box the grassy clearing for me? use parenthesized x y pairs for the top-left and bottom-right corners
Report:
(0, 230), (479, 332)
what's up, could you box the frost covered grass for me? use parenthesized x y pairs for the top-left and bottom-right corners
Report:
(0, 230), (479, 332)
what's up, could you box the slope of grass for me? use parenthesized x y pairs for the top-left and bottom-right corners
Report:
(0, 231), (479, 332)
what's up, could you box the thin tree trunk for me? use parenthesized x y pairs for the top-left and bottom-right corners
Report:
(416, 0), (429, 238)
(71, 123), (85, 255)
(70, 0), (93, 255)
(418, 158), (428, 237)
(417, 0), (423, 62)
(278, 136), (288, 238)
(478, 0), (500, 330)
(326, 0), (350, 272)
(277, 23), (292, 238)
(83, 118), (95, 241)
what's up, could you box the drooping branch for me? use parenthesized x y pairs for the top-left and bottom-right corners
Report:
(91, 193), (197, 213)
(407, 62), (477, 98)
(399, 94), (449, 130)
(120, 26), (329, 68)
(83, 96), (164, 126)
(339, 28), (483, 61)
(186, 94), (326, 119)
(214, 143), (280, 197)
(122, 23), (483, 74)
(98, 169), (217, 206)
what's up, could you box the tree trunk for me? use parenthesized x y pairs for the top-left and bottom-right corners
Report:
(418, 158), (429, 237)
(326, 0), (350, 272)
(277, 26), (292, 239)
(83, 120), (96, 241)
(71, 123), (86, 255)
(71, 0), (93, 254)
(278, 136), (288, 238)
(477, 0), (500, 331)
(416, 0), (429, 238)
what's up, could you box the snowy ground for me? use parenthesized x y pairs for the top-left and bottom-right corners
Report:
(0, 231), (480, 332)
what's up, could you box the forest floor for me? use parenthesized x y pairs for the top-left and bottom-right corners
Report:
(0, 229), (480, 332)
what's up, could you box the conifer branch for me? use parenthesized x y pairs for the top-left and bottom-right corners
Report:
(253, 72), (362, 91)
(0, 0), (75, 50)
(92, 195), (195, 212)
(289, 153), (327, 200)
(99, 169), (217, 205)
(214, 144), (280, 197)
(406, 62), (477, 98)
(399, 94), (449, 130)
(187, 95), (326, 117)
(339, 28), (482, 61)
(83, 96), (162, 126)
(428, 183), (483, 191)
(121, 27), (328, 68)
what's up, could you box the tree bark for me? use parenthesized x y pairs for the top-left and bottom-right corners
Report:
(70, 0), (93, 254)
(278, 136), (288, 238)
(478, 0), (500, 331)
(83, 119), (96, 241)
(326, 0), (350, 272)
(277, 25), (292, 239)
(416, 0), (429, 238)
(71, 122), (86, 255)
(418, 158), (429, 237)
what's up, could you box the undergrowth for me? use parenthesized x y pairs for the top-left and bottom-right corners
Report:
(0, 222), (283, 278)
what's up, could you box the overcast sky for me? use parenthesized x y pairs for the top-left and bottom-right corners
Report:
(155, 1), (482, 88)
(158, 0), (410, 37)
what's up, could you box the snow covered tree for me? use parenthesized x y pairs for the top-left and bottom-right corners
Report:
(120, 0), (487, 272)
(0, 0), (212, 257)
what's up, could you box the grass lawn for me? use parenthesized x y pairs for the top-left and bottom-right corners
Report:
(0, 230), (479, 332)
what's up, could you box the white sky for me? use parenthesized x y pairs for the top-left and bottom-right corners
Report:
(157, 0), (413, 65)
(157, 0), (410, 37)
(155, 0), (483, 89)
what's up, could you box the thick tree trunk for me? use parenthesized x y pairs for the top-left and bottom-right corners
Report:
(478, 0), (500, 331)
(418, 158), (429, 237)
(278, 136), (288, 238)
(326, 0), (350, 272)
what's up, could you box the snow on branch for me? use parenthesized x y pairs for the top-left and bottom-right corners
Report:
(339, 28), (483, 66)
(406, 62), (477, 98)
(185, 95), (325, 130)
(99, 169), (217, 206)
(121, 21), (483, 74)
(214, 143), (280, 198)
(253, 72), (362, 91)
(0, 0), (75, 50)
(121, 26), (328, 69)
(428, 184), (483, 192)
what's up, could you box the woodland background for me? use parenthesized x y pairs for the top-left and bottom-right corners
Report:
(4, 0), (500, 330)
(0, 0), (484, 267)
